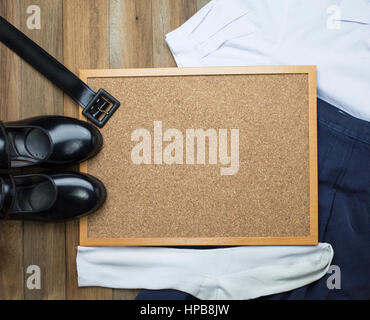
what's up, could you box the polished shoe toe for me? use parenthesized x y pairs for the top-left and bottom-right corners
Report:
(0, 116), (103, 169)
(0, 172), (106, 222)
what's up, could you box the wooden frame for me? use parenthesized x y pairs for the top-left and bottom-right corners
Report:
(78, 66), (318, 246)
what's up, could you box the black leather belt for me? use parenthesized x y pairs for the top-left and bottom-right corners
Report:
(0, 16), (120, 128)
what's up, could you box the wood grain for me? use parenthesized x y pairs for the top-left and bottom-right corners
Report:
(110, 0), (153, 68)
(18, 0), (66, 300)
(152, 0), (197, 67)
(0, 0), (23, 301)
(63, 0), (112, 300)
(0, 1), (20, 122)
(113, 289), (141, 301)
(197, 0), (210, 10)
(109, 0), (153, 300)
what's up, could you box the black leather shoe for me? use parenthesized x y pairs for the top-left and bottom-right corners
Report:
(0, 172), (106, 221)
(0, 116), (103, 168)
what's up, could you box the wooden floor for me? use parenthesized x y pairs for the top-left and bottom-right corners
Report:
(0, 0), (209, 300)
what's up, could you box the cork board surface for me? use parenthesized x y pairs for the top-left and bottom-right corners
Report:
(79, 66), (318, 246)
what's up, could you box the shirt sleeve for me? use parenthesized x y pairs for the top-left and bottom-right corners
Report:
(166, 0), (288, 67)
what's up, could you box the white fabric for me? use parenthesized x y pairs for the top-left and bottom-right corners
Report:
(78, 244), (334, 300)
(166, 0), (370, 122)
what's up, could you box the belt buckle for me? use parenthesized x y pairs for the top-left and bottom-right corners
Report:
(82, 89), (120, 128)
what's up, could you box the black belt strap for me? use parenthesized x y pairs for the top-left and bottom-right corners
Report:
(0, 16), (120, 128)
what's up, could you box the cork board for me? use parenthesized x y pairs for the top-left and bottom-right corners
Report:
(78, 66), (318, 246)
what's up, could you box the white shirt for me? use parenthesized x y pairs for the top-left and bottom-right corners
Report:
(166, 0), (370, 122)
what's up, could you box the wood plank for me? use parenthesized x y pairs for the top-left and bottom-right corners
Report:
(17, 0), (66, 300)
(113, 289), (141, 301)
(110, 0), (153, 68)
(109, 0), (153, 300)
(0, 0), (23, 301)
(152, 0), (198, 67)
(0, 1), (21, 122)
(63, 0), (112, 300)
(197, 0), (210, 10)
